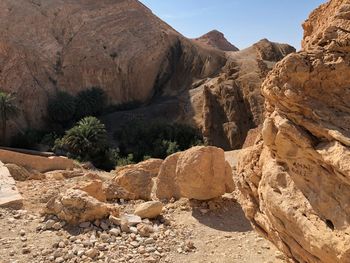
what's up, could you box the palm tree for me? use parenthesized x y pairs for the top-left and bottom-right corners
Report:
(0, 92), (19, 145)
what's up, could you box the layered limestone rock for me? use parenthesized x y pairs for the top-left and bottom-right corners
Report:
(156, 146), (234, 200)
(0, 0), (225, 135)
(194, 30), (239, 51)
(235, 1), (350, 262)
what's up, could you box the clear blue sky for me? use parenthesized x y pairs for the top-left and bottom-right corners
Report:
(139, 0), (327, 50)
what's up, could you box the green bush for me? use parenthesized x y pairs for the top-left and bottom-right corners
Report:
(75, 87), (107, 119)
(54, 116), (108, 163)
(47, 91), (76, 126)
(113, 120), (203, 162)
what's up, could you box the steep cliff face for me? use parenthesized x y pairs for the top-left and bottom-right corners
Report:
(194, 30), (239, 52)
(235, 0), (350, 262)
(186, 39), (295, 150)
(0, 0), (225, 133)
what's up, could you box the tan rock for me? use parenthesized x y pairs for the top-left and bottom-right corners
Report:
(5, 164), (31, 181)
(45, 189), (119, 224)
(235, 1), (350, 262)
(156, 146), (234, 200)
(75, 180), (106, 202)
(103, 181), (137, 201)
(116, 158), (163, 177)
(112, 167), (155, 200)
(134, 201), (163, 219)
(5, 164), (45, 181)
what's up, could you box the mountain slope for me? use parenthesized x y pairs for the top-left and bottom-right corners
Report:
(0, 0), (225, 134)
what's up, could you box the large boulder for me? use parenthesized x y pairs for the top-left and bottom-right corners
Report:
(115, 158), (163, 177)
(74, 180), (107, 202)
(156, 146), (234, 200)
(45, 189), (119, 224)
(112, 168), (154, 201)
(235, 1), (350, 262)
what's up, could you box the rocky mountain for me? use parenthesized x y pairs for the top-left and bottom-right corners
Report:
(0, 0), (295, 151)
(235, 0), (350, 262)
(103, 38), (295, 150)
(194, 30), (239, 51)
(0, 0), (225, 134)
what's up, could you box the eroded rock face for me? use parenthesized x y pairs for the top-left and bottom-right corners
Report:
(185, 39), (295, 150)
(0, 0), (225, 134)
(45, 189), (119, 224)
(156, 146), (234, 200)
(235, 1), (350, 262)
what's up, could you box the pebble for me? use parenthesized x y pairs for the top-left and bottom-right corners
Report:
(110, 228), (121, 236)
(85, 248), (99, 258)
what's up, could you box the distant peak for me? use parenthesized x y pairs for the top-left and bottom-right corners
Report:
(194, 30), (239, 52)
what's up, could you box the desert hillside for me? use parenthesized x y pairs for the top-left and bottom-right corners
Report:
(1, 0), (348, 263)
(0, 0), (225, 133)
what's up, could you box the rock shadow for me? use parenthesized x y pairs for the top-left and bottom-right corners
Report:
(190, 198), (252, 233)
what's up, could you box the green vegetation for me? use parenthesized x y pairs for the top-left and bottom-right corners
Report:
(114, 120), (204, 162)
(54, 116), (107, 160)
(9, 87), (203, 171)
(0, 92), (19, 145)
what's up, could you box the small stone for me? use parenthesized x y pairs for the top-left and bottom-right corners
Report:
(44, 219), (56, 230)
(100, 233), (110, 241)
(85, 248), (99, 258)
(52, 222), (63, 230)
(130, 241), (139, 248)
(130, 226), (138, 234)
(109, 215), (122, 226)
(145, 256), (157, 263)
(55, 257), (64, 263)
(121, 219), (130, 233)
(19, 229), (26, 236)
(109, 228), (121, 236)
(122, 214), (142, 226)
(144, 238), (155, 244)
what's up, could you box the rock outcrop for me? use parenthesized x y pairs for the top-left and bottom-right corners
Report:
(235, 1), (350, 262)
(0, 0), (225, 135)
(194, 30), (239, 51)
(46, 189), (119, 224)
(185, 39), (295, 150)
(156, 146), (234, 200)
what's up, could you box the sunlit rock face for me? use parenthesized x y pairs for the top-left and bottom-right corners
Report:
(235, 0), (350, 262)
